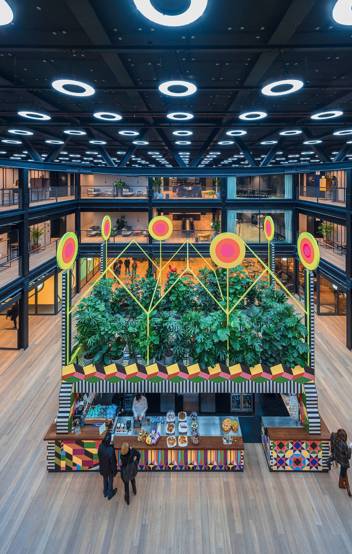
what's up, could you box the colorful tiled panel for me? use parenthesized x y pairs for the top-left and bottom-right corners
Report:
(262, 435), (330, 472)
(49, 441), (244, 472)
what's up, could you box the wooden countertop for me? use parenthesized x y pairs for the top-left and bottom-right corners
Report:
(44, 423), (244, 450)
(264, 419), (330, 441)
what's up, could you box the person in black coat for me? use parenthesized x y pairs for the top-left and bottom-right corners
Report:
(98, 433), (117, 500)
(120, 442), (141, 505)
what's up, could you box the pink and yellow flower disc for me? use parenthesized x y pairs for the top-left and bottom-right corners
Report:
(56, 232), (78, 271)
(101, 215), (112, 241)
(210, 233), (246, 268)
(297, 232), (320, 271)
(148, 216), (173, 241)
(264, 215), (275, 242)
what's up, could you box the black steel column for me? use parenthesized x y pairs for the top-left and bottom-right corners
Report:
(18, 169), (29, 349)
(346, 170), (352, 349)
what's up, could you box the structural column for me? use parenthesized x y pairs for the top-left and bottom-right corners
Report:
(18, 169), (29, 349)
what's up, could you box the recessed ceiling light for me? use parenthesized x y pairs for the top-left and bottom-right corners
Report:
(279, 130), (302, 136)
(173, 130), (193, 137)
(311, 110), (343, 120)
(159, 80), (197, 97)
(218, 140), (234, 145)
(18, 110), (51, 121)
(239, 111), (268, 121)
(226, 130), (247, 138)
(0, 0), (13, 26)
(333, 129), (352, 136)
(167, 112), (194, 121)
(52, 79), (95, 97)
(303, 140), (323, 145)
(89, 140), (107, 145)
(46, 140), (64, 145)
(93, 111), (122, 121)
(64, 130), (87, 136)
(175, 140), (191, 145)
(118, 130), (140, 137)
(2, 139), (22, 144)
(332, 0), (352, 25)
(133, 140), (149, 145)
(260, 140), (278, 145)
(132, 0), (208, 27)
(261, 79), (304, 97)
(8, 129), (33, 136)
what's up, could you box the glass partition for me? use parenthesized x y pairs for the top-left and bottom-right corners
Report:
(29, 170), (75, 205)
(227, 210), (292, 243)
(299, 213), (346, 271)
(153, 177), (221, 200)
(0, 228), (20, 287)
(298, 170), (346, 206)
(0, 168), (19, 210)
(152, 210), (221, 243)
(81, 212), (149, 243)
(228, 174), (292, 199)
(81, 174), (148, 199)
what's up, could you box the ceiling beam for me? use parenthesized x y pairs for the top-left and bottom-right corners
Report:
(191, 128), (221, 168)
(260, 143), (282, 167)
(302, 129), (330, 163)
(234, 139), (257, 167)
(151, 128), (186, 168)
(334, 144), (351, 163)
(24, 140), (42, 163)
(47, 138), (71, 163)
(99, 147), (116, 167)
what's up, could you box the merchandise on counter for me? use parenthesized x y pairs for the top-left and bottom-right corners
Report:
(190, 412), (198, 421)
(178, 421), (188, 434)
(166, 411), (175, 422)
(167, 436), (177, 448)
(146, 430), (160, 446)
(115, 421), (127, 433)
(191, 420), (199, 432)
(178, 435), (188, 447)
(137, 430), (148, 442)
(222, 418), (232, 433)
(85, 404), (117, 421)
(178, 411), (187, 422)
(191, 434), (199, 446)
(166, 422), (175, 435)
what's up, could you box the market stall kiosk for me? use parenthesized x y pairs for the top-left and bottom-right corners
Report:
(44, 216), (330, 474)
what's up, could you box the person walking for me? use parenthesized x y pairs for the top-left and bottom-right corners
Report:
(132, 258), (138, 280)
(98, 432), (117, 500)
(331, 428), (352, 497)
(6, 303), (18, 329)
(124, 258), (131, 275)
(120, 442), (141, 505)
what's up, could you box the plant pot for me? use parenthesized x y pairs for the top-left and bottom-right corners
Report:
(164, 355), (174, 365)
(82, 352), (95, 366)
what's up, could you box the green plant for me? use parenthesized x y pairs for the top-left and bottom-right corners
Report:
(318, 221), (334, 241)
(30, 227), (44, 248)
(114, 179), (125, 196)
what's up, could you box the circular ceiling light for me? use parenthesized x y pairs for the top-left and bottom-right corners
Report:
(261, 79), (304, 97)
(239, 111), (268, 121)
(279, 129), (302, 136)
(226, 130), (247, 137)
(89, 140), (107, 145)
(303, 139), (323, 145)
(8, 129), (33, 136)
(159, 80), (197, 97)
(260, 140), (278, 145)
(175, 140), (191, 145)
(218, 140), (234, 146)
(93, 111), (122, 121)
(132, 0), (208, 27)
(333, 129), (352, 136)
(63, 130), (87, 136)
(311, 110), (343, 120)
(0, 0), (13, 26)
(18, 110), (51, 121)
(118, 130), (140, 136)
(173, 130), (193, 137)
(46, 140), (64, 145)
(2, 139), (22, 144)
(133, 140), (149, 145)
(167, 112), (194, 121)
(332, 0), (352, 25)
(52, 79), (95, 97)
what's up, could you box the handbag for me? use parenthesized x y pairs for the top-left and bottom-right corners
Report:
(122, 461), (138, 482)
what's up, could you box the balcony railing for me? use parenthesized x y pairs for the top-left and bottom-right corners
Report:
(153, 188), (220, 200)
(0, 188), (19, 209)
(29, 239), (58, 270)
(81, 185), (148, 199)
(299, 184), (346, 206)
(0, 254), (21, 287)
(29, 187), (75, 205)
(154, 229), (216, 244)
(81, 228), (149, 243)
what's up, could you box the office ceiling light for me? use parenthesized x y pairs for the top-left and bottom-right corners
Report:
(89, 140), (107, 145)
(303, 140), (323, 145)
(18, 110), (51, 121)
(118, 130), (140, 136)
(52, 79), (95, 97)
(175, 140), (191, 145)
(226, 130), (247, 137)
(64, 130), (87, 136)
(159, 80), (197, 97)
(239, 111), (268, 121)
(132, 0), (208, 27)
(333, 129), (352, 135)
(93, 111), (122, 121)
(167, 112), (194, 121)
(279, 129), (302, 136)
(261, 79), (304, 97)
(311, 110), (343, 120)
(332, 0), (352, 24)
(133, 140), (149, 145)
(0, 0), (13, 25)
(8, 129), (33, 136)
(2, 139), (22, 144)
(45, 140), (64, 145)
(173, 130), (193, 136)
(218, 140), (234, 146)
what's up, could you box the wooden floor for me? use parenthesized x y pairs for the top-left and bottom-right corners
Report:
(1, 311), (352, 554)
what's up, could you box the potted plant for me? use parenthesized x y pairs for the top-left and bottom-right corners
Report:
(30, 227), (44, 251)
(318, 221), (334, 243)
(114, 178), (125, 197)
